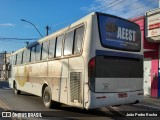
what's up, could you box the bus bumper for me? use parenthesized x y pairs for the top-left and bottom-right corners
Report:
(87, 90), (144, 109)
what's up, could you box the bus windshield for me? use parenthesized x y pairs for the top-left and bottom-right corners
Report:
(98, 14), (141, 52)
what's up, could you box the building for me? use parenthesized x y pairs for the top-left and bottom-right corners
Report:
(131, 8), (160, 97)
(0, 52), (11, 79)
(0, 52), (5, 79)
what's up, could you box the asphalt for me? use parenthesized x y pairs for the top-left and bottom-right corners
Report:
(135, 96), (160, 111)
(0, 79), (160, 112)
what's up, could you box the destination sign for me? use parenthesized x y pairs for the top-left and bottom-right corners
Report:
(98, 14), (141, 51)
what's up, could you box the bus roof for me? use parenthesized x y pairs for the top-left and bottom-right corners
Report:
(11, 12), (138, 55)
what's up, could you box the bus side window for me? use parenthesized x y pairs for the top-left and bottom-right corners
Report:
(55, 35), (63, 57)
(16, 53), (19, 65)
(23, 51), (26, 63)
(30, 46), (36, 62)
(21, 51), (24, 64)
(42, 41), (49, 60)
(64, 31), (74, 56)
(23, 49), (31, 63)
(14, 54), (17, 65)
(20, 52), (23, 64)
(74, 26), (84, 54)
(17, 52), (22, 65)
(35, 44), (42, 61)
(49, 38), (56, 58)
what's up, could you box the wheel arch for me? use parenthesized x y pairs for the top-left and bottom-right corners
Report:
(13, 80), (16, 89)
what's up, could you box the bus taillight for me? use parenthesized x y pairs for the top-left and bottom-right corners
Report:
(88, 57), (96, 91)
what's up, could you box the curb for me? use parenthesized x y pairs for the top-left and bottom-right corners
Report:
(132, 103), (160, 111)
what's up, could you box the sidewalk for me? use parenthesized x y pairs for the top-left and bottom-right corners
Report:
(133, 96), (160, 111)
(143, 96), (160, 109)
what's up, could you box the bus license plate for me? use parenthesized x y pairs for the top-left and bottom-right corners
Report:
(118, 93), (127, 98)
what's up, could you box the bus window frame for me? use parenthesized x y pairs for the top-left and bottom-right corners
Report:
(62, 24), (85, 58)
(55, 34), (64, 58)
(14, 54), (17, 65)
(25, 49), (31, 64)
(12, 23), (86, 65)
(63, 30), (75, 56)
(73, 25), (85, 55)
(21, 51), (24, 64)
(30, 46), (36, 63)
(35, 44), (42, 62)
(16, 52), (20, 65)
(48, 37), (56, 59)
(41, 41), (49, 61)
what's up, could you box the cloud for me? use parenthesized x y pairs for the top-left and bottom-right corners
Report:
(0, 23), (15, 27)
(81, 0), (159, 18)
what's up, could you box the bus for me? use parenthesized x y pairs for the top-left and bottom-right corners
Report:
(8, 12), (143, 109)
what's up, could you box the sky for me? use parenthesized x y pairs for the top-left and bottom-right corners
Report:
(0, 0), (159, 53)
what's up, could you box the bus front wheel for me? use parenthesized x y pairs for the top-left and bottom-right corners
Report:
(43, 86), (53, 108)
(14, 81), (21, 95)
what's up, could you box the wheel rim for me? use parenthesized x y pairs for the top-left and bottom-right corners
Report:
(44, 92), (50, 103)
(14, 83), (17, 93)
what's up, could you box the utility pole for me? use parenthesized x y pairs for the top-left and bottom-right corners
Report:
(4, 51), (7, 66)
(26, 41), (29, 46)
(4, 51), (7, 80)
(45, 25), (51, 36)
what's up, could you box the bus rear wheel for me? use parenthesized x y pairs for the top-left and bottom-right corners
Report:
(14, 81), (21, 95)
(43, 86), (53, 108)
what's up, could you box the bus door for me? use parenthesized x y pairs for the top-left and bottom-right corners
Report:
(60, 59), (68, 104)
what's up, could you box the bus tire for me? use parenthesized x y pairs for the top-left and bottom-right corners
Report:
(43, 86), (53, 108)
(14, 81), (21, 95)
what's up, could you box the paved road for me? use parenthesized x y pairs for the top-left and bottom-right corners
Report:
(0, 80), (159, 120)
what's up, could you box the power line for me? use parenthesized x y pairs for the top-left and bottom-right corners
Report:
(106, 0), (140, 13)
(99, 0), (157, 14)
(0, 37), (38, 41)
(88, 0), (118, 12)
(51, 0), (119, 29)
(100, 0), (126, 12)
(120, 1), (154, 18)
(95, 0), (156, 19)
(128, 1), (153, 12)
(51, 0), (157, 32)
